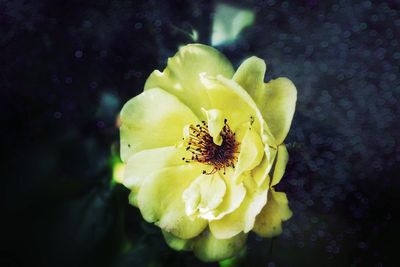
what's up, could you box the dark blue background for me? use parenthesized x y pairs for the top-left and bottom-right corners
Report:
(2, 0), (399, 266)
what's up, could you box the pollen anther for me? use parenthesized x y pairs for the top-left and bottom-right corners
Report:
(182, 120), (239, 175)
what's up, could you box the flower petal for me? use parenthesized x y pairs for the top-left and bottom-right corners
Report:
(123, 146), (190, 203)
(207, 169), (247, 221)
(193, 231), (247, 262)
(198, 174), (226, 214)
(233, 56), (266, 101)
(209, 174), (269, 239)
(271, 144), (289, 186)
(183, 173), (226, 218)
(144, 44), (234, 118)
(120, 88), (198, 162)
(252, 147), (276, 187)
(253, 189), (293, 238)
(233, 57), (296, 145)
(234, 126), (264, 183)
(128, 192), (138, 207)
(162, 230), (193, 251)
(202, 108), (225, 145)
(162, 229), (247, 262)
(260, 78), (297, 145)
(137, 165), (207, 239)
(203, 75), (261, 133)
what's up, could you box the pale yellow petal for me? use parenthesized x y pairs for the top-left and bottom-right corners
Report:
(207, 169), (246, 220)
(162, 229), (247, 262)
(123, 146), (189, 191)
(182, 173), (226, 218)
(182, 178), (201, 217)
(253, 189), (293, 237)
(271, 144), (289, 186)
(198, 174), (226, 215)
(209, 174), (269, 239)
(233, 126), (264, 183)
(162, 230), (193, 251)
(137, 165), (207, 239)
(120, 88), (198, 162)
(193, 231), (247, 262)
(202, 108), (225, 145)
(128, 191), (138, 207)
(232, 57), (296, 145)
(233, 56), (266, 101)
(203, 75), (261, 133)
(252, 147), (276, 187)
(259, 78), (297, 145)
(144, 44), (234, 118)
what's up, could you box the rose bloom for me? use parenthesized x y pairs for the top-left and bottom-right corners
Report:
(119, 44), (296, 262)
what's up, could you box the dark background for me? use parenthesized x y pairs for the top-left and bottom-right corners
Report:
(1, 0), (399, 266)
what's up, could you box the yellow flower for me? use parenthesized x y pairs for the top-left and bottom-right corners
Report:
(119, 44), (297, 262)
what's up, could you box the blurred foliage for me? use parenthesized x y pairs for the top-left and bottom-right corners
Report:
(211, 3), (255, 46)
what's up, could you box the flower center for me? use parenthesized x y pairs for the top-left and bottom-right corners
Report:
(183, 119), (239, 174)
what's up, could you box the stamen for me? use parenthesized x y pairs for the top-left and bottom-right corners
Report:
(183, 120), (239, 175)
(249, 115), (255, 130)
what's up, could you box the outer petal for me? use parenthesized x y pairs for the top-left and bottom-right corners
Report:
(234, 126), (264, 183)
(253, 189), (293, 238)
(162, 230), (193, 251)
(162, 229), (247, 262)
(193, 231), (247, 262)
(232, 58), (296, 145)
(232, 57), (274, 145)
(120, 88), (198, 162)
(209, 174), (269, 239)
(204, 75), (262, 133)
(271, 144), (289, 186)
(128, 192), (139, 207)
(260, 79), (297, 145)
(137, 165), (207, 239)
(123, 146), (189, 189)
(252, 148), (277, 187)
(233, 56), (266, 101)
(144, 44), (234, 118)
(123, 146), (190, 206)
